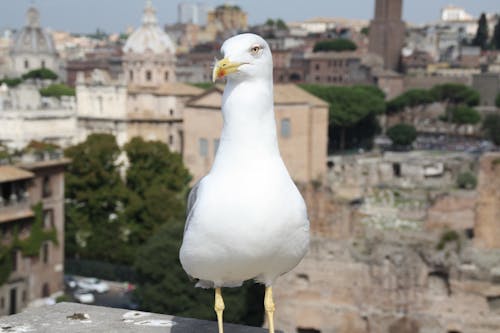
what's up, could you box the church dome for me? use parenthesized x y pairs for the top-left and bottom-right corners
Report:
(123, 1), (176, 54)
(12, 7), (56, 55)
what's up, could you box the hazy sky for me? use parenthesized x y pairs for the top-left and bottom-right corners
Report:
(0, 1), (498, 34)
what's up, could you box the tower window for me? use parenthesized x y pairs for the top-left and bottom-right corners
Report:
(164, 71), (169, 81)
(24, 60), (29, 69)
(41, 60), (45, 68)
(146, 70), (152, 81)
(129, 70), (134, 82)
(169, 134), (174, 145)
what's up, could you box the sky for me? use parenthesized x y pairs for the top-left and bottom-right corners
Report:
(0, 0), (498, 34)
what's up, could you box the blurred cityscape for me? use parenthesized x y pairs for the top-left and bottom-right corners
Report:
(0, 0), (500, 332)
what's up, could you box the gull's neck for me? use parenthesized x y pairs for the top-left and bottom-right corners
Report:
(215, 77), (280, 162)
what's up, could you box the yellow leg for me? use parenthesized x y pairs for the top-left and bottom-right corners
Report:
(264, 286), (275, 333)
(214, 287), (225, 333)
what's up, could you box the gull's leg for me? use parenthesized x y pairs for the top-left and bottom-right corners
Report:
(264, 286), (275, 333)
(214, 287), (225, 333)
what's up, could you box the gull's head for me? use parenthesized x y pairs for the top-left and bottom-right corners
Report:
(212, 33), (272, 83)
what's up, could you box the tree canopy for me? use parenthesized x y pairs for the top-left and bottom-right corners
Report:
(493, 17), (500, 50)
(472, 13), (489, 50)
(21, 68), (58, 81)
(449, 106), (481, 125)
(482, 114), (500, 145)
(430, 83), (479, 107)
(0, 77), (22, 87)
(300, 84), (385, 151)
(39, 83), (75, 98)
(387, 124), (417, 147)
(64, 134), (133, 264)
(496, 92), (500, 108)
(313, 39), (357, 52)
(64, 134), (192, 265)
(386, 89), (435, 114)
(124, 137), (191, 246)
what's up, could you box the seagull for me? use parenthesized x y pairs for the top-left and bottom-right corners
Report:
(179, 33), (309, 333)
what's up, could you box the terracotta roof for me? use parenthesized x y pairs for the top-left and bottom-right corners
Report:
(274, 84), (329, 107)
(187, 84), (328, 108)
(128, 82), (204, 96)
(0, 166), (34, 183)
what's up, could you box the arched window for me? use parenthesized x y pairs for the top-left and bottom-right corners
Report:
(129, 70), (134, 82)
(146, 70), (152, 81)
(164, 71), (169, 81)
(24, 59), (29, 69)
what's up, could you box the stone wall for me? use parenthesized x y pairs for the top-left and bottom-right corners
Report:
(474, 153), (500, 249)
(274, 153), (500, 333)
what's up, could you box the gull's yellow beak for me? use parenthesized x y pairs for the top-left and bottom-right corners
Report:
(212, 58), (246, 82)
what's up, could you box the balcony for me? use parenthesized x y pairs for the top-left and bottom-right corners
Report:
(0, 196), (33, 224)
(0, 302), (276, 332)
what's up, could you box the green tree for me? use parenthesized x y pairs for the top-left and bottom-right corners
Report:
(300, 84), (385, 151)
(482, 114), (500, 145)
(0, 77), (22, 87)
(276, 19), (288, 30)
(134, 220), (265, 325)
(387, 89), (435, 114)
(496, 92), (500, 108)
(39, 83), (75, 98)
(124, 137), (191, 246)
(449, 106), (481, 126)
(313, 39), (357, 52)
(21, 68), (58, 81)
(472, 13), (489, 50)
(265, 18), (275, 26)
(64, 134), (133, 264)
(456, 172), (477, 189)
(430, 83), (479, 121)
(387, 123), (417, 147)
(493, 17), (500, 50)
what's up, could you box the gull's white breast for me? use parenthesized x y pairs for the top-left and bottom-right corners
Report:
(179, 155), (309, 287)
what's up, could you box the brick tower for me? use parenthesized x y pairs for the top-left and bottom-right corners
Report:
(368, 0), (405, 71)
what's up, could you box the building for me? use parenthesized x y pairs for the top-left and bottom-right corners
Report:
(0, 82), (77, 151)
(183, 84), (329, 183)
(368, 0), (405, 71)
(123, 0), (177, 87)
(65, 46), (123, 87)
(178, 2), (211, 25)
(441, 5), (474, 22)
(304, 51), (374, 85)
(0, 152), (68, 315)
(206, 5), (248, 34)
(472, 72), (500, 108)
(9, 7), (59, 77)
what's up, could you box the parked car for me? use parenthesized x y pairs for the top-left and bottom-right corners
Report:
(64, 275), (77, 289)
(73, 289), (95, 304)
(77, 278), (110, 293)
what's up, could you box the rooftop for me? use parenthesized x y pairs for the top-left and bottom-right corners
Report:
(0, 302), (276, 333)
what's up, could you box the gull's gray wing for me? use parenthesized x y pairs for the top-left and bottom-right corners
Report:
(184, 179), (202, 233)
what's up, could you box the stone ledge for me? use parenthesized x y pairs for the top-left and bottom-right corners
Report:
(0, 302), (277, 333)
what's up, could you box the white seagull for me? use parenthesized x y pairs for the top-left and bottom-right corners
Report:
(179, 33), (310, 333)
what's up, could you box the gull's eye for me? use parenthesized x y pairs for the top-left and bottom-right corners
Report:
(250, 44), (262, 55)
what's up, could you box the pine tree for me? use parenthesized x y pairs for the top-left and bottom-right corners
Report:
(473, 13), (489, 50)
(493, 16), (500, 50)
